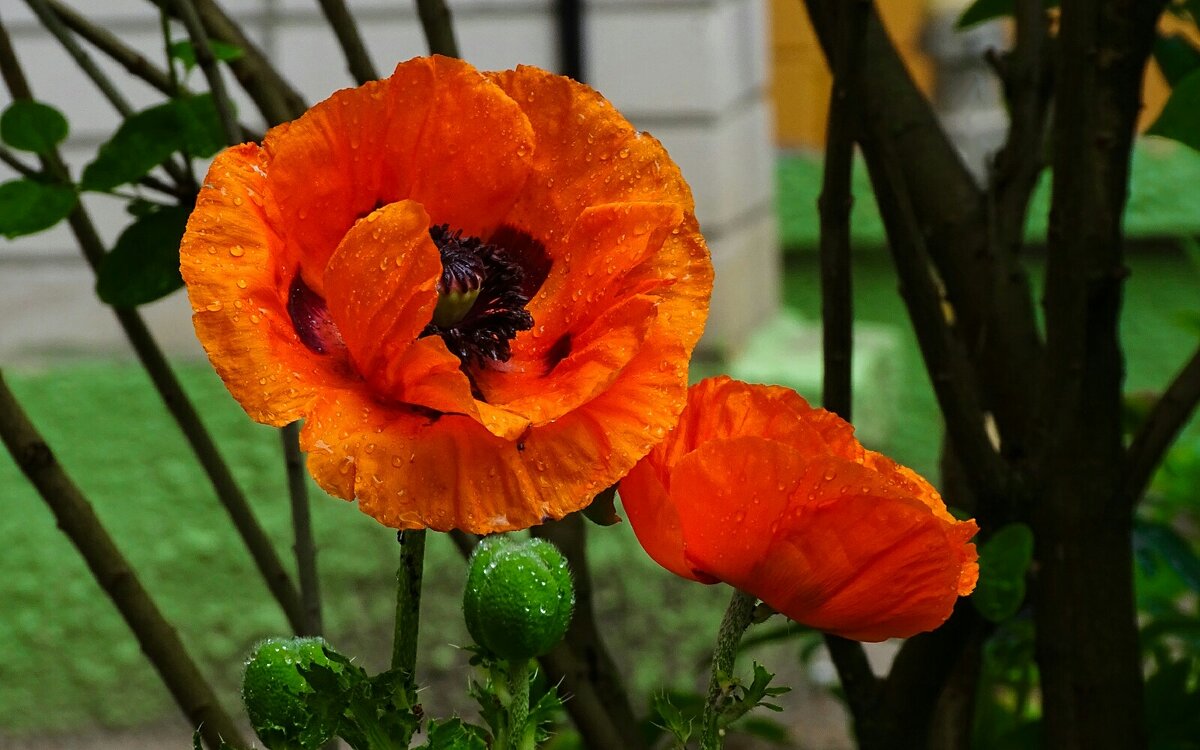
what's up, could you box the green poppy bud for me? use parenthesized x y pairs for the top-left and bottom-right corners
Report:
(241, 636), (340, 750)
(463, 535), (575, 660)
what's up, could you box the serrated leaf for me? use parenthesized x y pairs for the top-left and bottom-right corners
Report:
(0, 178), (76, 238)
(96, 204), (191, 307)
(972, 523), (1035, 623)
(1149, 69), (1200, 152)
(1154, 35), (1200, 87)
(423, 718), (489, 750)
(956, 0), (1059, 29)
(1, 100), (68, 154)
(652, 693), (694, 745)
(81, 95), (226, 192)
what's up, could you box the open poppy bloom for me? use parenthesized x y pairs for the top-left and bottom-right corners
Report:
(620, 376), (979, 642)
(180, 56), (712, 533)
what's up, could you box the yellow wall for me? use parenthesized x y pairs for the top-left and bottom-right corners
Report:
(771, 0), (936, 149)
(771, 3), (1199, 148)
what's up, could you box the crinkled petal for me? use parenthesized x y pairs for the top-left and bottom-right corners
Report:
(265, 56), (534, 294)
(181, 143), (352, 426)
(620, 457), (705, 583)
(673, 441), (977, 642)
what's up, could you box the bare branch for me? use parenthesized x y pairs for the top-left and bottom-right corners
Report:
(0, 372), (249, 750)
(316, 0), (377, 84)
(415, 0), (460, 58)
(171, 0), (241, 145)
(0, 16), (307, 633)
(1124, 343), (1200, 505)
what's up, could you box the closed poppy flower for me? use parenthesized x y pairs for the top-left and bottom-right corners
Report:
(180, 56), (712, 533)
(619, 376), (979, 642)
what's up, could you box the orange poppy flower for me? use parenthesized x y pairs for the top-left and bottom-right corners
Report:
(180, 56), (712, 533)
(619, 376), (979, 642)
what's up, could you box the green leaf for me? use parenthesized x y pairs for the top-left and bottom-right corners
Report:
(422, 719), (489, 750)
(1149, 69), (1200, 152)
(169, 39), (245, 71)
(651, 693), (695, 747)
(972, 523), (1035, 623)
(1134, 519), (1200, 592)
(95, 203), (191, 307)
(1154, 35), (1200, 87)
(0, 178), (76, 238)
(956, 0), (1058, 29)
(81, 95), (226, 192)
(1, 100), (68, 153)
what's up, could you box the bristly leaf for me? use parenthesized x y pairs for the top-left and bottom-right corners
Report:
(169, 39), (245, 71)
(1148, 69), (1200, 153)
(717, 663), (792, 730)
(651, 692), (695, 748)
(190, 728), (237, 750)
(96, 203), (191, 307)
(1, 100), (68, 154)
(421, 718), (489, 749)
(972, 523), (1035, 622)
(81, 95), (226, 192)
(0, 178), (76, 238)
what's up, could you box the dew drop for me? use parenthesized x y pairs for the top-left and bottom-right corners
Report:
(205, 300), (223, 312)
(236, 279), (247, 289)
(229, 245), (245, 257)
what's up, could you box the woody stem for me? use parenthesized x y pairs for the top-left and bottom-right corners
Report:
(700, 589), (758, 750)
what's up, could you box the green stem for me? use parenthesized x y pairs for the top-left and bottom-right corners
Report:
(700, 589), (757, 750)
(390, 529), (426, 676)
(508, 658), (532, 750)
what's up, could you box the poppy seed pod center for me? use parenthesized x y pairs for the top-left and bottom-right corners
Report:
(421, 224), (534, 367)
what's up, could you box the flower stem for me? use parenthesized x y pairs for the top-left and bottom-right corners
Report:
(700, 589), (758, 750)
(508, 658), (532, 750)
(282, 421), (323, 636)
(391, 529), (427, 676)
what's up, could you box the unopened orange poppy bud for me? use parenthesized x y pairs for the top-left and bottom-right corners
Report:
(619, 376), (979, 642)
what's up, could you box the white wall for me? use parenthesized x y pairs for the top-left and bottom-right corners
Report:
(0, 0), (779, 363)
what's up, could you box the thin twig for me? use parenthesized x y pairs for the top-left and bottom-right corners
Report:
(23, 0), (194, 190)
(171, 0), (241, 145)
(415, 0), (460, 57)
(391, 529), (426, 676)
(0, 144), (39, 178)
(148, 0), (307, 125)
(0, 16), (306, 633)
(316, 0), (377, 84)
(282, 421), (323, 636)
(1124, 343), (1200, 505)
(49, 0), (175, 95)
(815, 0), (882, 729)
(0, 372), (248, 750)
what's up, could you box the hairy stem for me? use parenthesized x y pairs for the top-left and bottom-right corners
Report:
(391, 529), (426, 677)
(0, 372), (248, 750)
(282, 421), (323, 636)
(699, 589), (757, 750)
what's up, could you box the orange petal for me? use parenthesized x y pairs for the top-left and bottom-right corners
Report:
(675, 443), (976, 642)
(264, 56), (533, 294)
(619, 460), (709, 583)
(488, 66), (693, 241)
(181, 143), (353, 426)
(300, 385), (575, 533)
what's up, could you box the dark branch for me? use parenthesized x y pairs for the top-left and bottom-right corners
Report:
(0, 16), (307, 633)
(415, 0), (460, 58)
(1124, 343), (1200, 505)
(0, 372), (248, 750)
(317, 0), (378, 84)
(172, 0), (242, 145)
